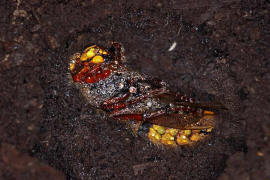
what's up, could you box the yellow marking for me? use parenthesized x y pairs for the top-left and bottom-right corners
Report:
(80, 53), (88, 61)
(80, 45), (97, 61)
(91, 55), (104, 64)
(166, 128), (178, 136)
(204, 110), (215, 115)
(153, 125), (165, 134)
(84, 45), (96, 52)
(149, 127), (157, 137)
(69, 63), (75, 71)
(148, 128), (161, 144)
(184, 130), (191, 136)
(154, 133), (161, 140)
(161, 139), (176, 146)
(147, 123), (213, 146)
(166, 140), (176, 146)
(206, 127), (213, 133)
(176, 134), (190, 145)
(86, 48), (96, 58)
(190, 133), (202, 142)
(162, 133), (175, 141)
(99, 49), (108, 55)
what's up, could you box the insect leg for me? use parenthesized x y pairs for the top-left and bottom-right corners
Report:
(101, 93), (130, 109)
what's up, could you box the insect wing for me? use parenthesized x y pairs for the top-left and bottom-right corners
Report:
(145, 113), (201, 129)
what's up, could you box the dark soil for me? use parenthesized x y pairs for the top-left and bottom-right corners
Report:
(0, 0), (269, 179)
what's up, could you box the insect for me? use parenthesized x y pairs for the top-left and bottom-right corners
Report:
(68, 42), (223, 147)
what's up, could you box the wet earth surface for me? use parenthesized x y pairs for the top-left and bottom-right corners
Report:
(0, 0), (269, 179)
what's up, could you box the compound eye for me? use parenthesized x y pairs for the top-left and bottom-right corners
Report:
(80, 45), (98, 61)
(90, 55), (104, 64)
(80, 45), (108, 64)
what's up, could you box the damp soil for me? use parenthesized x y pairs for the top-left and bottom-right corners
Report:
(0, 0), (269, 179)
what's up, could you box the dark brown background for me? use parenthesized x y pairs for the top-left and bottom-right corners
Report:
(0, 0), (269, 179)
